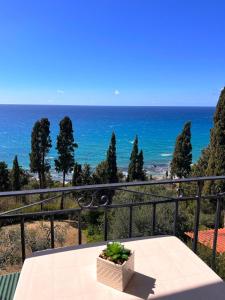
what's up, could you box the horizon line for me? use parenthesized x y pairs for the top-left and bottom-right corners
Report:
(0, 103), (216, 108)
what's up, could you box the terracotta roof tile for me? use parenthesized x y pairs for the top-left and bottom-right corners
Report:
(185, 229), (225, 253)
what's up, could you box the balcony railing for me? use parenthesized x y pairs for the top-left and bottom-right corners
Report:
(0, 176), (225, 273)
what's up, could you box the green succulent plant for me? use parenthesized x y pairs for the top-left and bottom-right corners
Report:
(101, 242), (131, 264)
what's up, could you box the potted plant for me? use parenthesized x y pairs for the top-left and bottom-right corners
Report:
(97, 242), (134, 291)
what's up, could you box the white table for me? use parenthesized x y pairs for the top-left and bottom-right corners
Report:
(14, 236), (225, 299)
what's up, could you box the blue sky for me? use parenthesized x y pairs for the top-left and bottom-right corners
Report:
(0, 0), (224, 106)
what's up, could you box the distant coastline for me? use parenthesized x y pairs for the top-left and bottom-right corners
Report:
(29, 162), (169, 183)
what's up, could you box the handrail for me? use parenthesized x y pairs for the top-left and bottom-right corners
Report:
(0, 175), (225, 198)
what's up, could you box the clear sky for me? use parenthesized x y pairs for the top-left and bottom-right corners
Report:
(0, 0), (225, 106)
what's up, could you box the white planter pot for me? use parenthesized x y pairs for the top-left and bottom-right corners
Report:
(97, 251), (134, 291)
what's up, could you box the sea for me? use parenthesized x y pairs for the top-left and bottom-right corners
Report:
(0, 105), (215, 178)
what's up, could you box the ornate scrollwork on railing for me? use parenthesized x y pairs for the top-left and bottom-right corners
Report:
(77, 190), (110, 208)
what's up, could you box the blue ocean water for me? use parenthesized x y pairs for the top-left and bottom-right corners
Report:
(0, 105), (214, 174)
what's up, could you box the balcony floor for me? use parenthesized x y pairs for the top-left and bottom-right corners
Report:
(14, 236), (225, 299)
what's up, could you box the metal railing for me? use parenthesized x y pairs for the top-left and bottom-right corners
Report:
(0, 176), (225, 269)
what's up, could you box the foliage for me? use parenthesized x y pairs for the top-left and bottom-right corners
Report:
(137, 150), (146, 180)
(0, 161), (10, 191)
(127, 136), (139, 181)
(29, 118), (52, 188)
(26, 222), (67, 252)
(85, 224), (103, 243)
(205, 87), (225, 193)
(127, 135), (146, 181)
(81, 163), (92, 184)
(93, 161), (109, 184)
(11, 155), (29, 191)
(171, 122), (192, 178)
(191, 146), (210, 177)
(106, 132), (118, 183)
(72, 162), (82, 186)
(101, 242), (131, 264)
(0, 222), (68, 273)
(11, 155), (20, 191)
(55, 116), (78, 187)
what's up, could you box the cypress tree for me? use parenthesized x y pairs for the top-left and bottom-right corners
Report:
(127, 135), (145, 181)
(136, 149), (146, 180)
(0, 162), (10, 191)
(127, 135), (139, 181)
(81, 164), (92, 185)
(192, 146), (210, 177)
(106, 132), (118, 183)
(170, 122), (192, 178)
(170, 134), (183, 178)
(72, 163), (82, 186)
(30, 118), (52, 189)
(11, 155), (21, 190)
(206, 87), (225, 191)
(55, 116), (78, 187)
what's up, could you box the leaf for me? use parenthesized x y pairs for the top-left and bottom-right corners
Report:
(103, 242), (131, 262)
(112, 254), (120, 261)
(121, 254), (128, 260)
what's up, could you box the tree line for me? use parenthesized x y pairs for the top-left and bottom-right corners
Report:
(0, 117), (146, 192)
(170, 86), (225, 196)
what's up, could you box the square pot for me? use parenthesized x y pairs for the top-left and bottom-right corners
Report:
(97, 251), (134, 291)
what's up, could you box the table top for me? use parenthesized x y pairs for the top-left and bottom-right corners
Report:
(14, 236), (225, 300)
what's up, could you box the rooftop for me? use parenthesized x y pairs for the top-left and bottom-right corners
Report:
(0, 272), (20, 300)
(185, 229), (225, 254)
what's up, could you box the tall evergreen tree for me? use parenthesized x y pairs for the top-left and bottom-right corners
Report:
(127, 135), (145, 181)
(106, 132), (118, 183)
(192, 146), (210, 177)
(55, 116), (78, 187)
(81, 164), (92, 185)
(127, 135), (139, 181)
(170, 122), (192, 178)
(136, 150), (146, 180)
(72, 163), (82, 186)
(0, 162), (10, 191)
(206, 87), (225, 191)
(30, 118), (52, 189)
(11, 155), (21, 190)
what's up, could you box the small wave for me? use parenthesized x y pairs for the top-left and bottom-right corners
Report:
(129, 140), (134, 144)
(160, 153), (172, 157)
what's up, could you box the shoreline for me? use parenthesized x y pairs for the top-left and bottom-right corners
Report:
(30, 163), (170, 183)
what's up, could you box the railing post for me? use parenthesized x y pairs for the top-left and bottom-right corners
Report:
(40, 193), (43, 211)
(20, 217), (26, 262)
(50, 215), (55, 249)
(173, 199), (179, 236)
(211, 195), (222, 269)
(129, 206), (133, 238)
(173, 185), (183, 236)
(104, 207), (108, 241)
(78, 211), (82, 245)
(152, 203), (156, 235)
(193, 181), (203, 253)
(60, 192), (64, 210)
